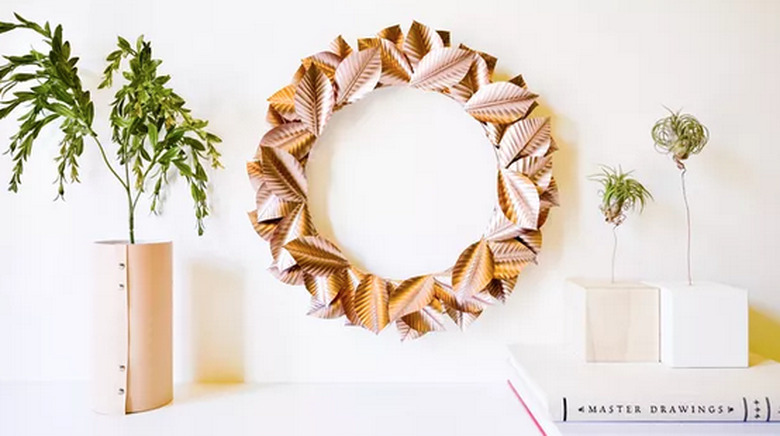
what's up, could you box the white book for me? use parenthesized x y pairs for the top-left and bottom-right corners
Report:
(507, 344), (780, 423)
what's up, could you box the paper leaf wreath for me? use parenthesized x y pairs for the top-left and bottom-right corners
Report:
(247, 21), (558, 340)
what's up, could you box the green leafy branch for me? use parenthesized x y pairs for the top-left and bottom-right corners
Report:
(0, 15), (222, 243)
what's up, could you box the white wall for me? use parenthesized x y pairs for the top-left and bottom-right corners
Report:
(1, 0), (779, 383)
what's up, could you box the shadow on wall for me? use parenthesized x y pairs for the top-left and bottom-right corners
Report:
(749, 307), (780, 362)
(189, 262), (246, 383)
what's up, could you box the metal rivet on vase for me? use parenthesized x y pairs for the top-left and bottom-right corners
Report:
(119, 365), (126, 372)
(119, 263), (125, 270)
(118, 388), (125, 395)
(118, 283), (125, 290)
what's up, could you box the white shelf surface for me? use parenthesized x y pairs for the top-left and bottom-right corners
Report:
(0, 382), (778, 436)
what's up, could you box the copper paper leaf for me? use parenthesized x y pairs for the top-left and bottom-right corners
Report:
(388, 275), (436, 321)
(266, 106), (286, 127)
(334, 47), (381, 106)
(519, 155), (553, 191)
(340, 268), (364, 326)
(518, 229), (543, 254)
(302, 51), (341, 80)
(270, 203), (316, 271)
(498, 117), (552, 168)
(489, 239), (536, 280)
(329, 35), (353, 59)
(459, 44), (497, 76)
(304, 270), (347, 306)
(437, 30), (451, 47)
(377, 24), (404, 49)
(255, 183), (298, 221)
(285, 236), (350, 277)
(509, 74), (527, 88)
(409, 48), (474, 92)
(497, 168), (541, 229)
(257, 122), (316, 160)
(361, 38), (413, 85)
(260, 146), (307, 201)
(268, 84), (297, 121)
(452, 239), (495, 301)
(449, 54), (490, 104)
(398, 307), (446, 340)
(294, 65), (334, 136)
(403, 21), (444, 68)
(247, 211), (278, 241)
(268, 265), (305, 286)
(247, 161), (263, 191)
(354, 274), (390, 334)
(464, 82), (537, 124)
(396, 317), (426, 341)
(444, 303), (484, 331)
(483, 207), (524, 241)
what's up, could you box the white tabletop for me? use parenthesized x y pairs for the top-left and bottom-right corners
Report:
(0, 382), (777, 436)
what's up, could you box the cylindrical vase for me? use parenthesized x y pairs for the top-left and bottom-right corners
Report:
(91, 240), (173, 414)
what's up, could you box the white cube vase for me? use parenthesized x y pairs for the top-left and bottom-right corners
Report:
(566, 279), (660, 362)
(655, 282), (748, 368)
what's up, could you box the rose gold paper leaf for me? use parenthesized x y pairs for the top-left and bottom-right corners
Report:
(255, 183), (298, 221)
(409, 48), (474, 92)
(452, 239), (495, 301)
(377, 24), (404, 49)
(260, 146), (307, 202)
(328, 35), (353, 59)
(257, 122), (316, 160)
(285, 235), (350, 277)
(444, 302), (483, 330)
(294, 65), (334, 136)
(388, 275), (436, 321)
(540, 177), (560, 207)
(354, 274), (390, 334)
(247, 161), (263, 191)
(340, 268), (363, 326)
(361, 38), (413, 86)
(489, 239), (536, 280)
(464, 82), (537, 124)
(538, 205), (551, 228)
(304, 270), (347, 307)
(483, 122), (507, 146)
(519, 155), (554, 191)
(449, 54), (490, 104)
(459, 44), (497, 77)
(270, 203), (316, 271)
(518, 229), (543, 254)
(483, 207), (524, 241)
(498, 168), (541, 229)
(509, 74), (526, 88)
(302, 51), (341, 80)
(268, 85), (298, 121)
(334, 47), (381, 106)
(308, 297), (346, 319)
(498, 117), (552, 168)
(247, 211), (278, 241)
(268, 265), (305, 286)
(396, 317), (426, 341)
(403, 21), (445, 68)
(266, 106), (286, 127)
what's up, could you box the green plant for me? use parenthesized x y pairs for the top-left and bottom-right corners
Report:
(590, 165), (652, 283)
(0, 14), (222, 243)
(652, 108), (709, 285)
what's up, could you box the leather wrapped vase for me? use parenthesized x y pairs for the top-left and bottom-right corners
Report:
(91, 241), (173, 414)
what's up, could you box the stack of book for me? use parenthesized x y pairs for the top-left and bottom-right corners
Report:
(506, 344), (780, 426)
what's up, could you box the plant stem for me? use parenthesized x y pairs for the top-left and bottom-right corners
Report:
(123, 148), (136, 244)
(89, 133), (127, 191)
(681, 168), (692, 286)
(611, 225), (618, 284)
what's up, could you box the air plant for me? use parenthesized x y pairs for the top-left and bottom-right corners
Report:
(652, 108), (709, 285)
(0, 14), (222, 243)
(590, 166), (653, 283)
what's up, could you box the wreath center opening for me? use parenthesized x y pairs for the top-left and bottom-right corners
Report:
(306, 86), (497, 280)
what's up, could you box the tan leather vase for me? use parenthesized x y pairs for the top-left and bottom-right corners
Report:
(91, 241), (173, 414)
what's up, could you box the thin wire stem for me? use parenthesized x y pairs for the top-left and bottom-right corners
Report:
(681, 168), (692, 286)
(611, 225), (618, 284)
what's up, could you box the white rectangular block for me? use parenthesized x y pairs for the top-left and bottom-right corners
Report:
(655, 282), (748, 368)
(566, 279), (660, 362)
